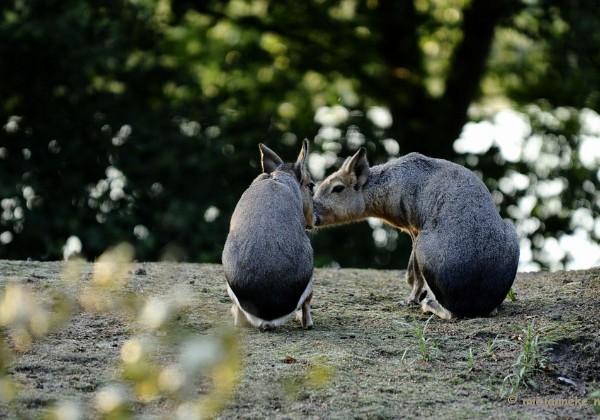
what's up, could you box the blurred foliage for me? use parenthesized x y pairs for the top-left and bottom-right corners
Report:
(456, 104), (600, 271)
(0, 245), (242, 418)
(1, 0), (599, 269)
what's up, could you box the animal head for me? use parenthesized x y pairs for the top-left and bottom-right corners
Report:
(258, 139), (315, 229)
(313, 147), (370, 227)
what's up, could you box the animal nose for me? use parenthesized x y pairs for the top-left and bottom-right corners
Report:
(314, 213), (321, 226)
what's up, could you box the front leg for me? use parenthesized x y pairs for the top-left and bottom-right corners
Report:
(406, 249), (416, 287)
(402, 248), (424, 305)
(408, 276), (424, 303)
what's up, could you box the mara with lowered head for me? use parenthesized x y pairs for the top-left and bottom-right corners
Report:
(313, 149), (519, 320)
(222, 140), (316, 330)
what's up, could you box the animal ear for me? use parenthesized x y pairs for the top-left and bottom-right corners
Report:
(293, 139), (310, 183)
(259, 143), (284, 174)
(343, 147), (369, 188)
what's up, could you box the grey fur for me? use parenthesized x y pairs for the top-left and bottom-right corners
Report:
(222, 140), (315, 329)
(313, 150), (519, 319)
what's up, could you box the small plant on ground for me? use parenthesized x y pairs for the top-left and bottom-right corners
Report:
(411, 315), (436, 362)
(507, 288), (517, 302)
(467, 347), (475, 370)
(415, 315), (436, 361)
(395, 315), (438, 362)
(503, 319), (554, 397)
(486, 335), (501, 358)
(400, 348), (410, 365)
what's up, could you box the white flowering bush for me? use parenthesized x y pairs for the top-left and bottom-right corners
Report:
(0, 244), (241, 419)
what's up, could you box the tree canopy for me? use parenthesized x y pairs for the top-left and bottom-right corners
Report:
(1, 0), (599, 270)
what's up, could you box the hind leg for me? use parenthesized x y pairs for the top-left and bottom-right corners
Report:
(231, 304), (252, 327)
(421, 297), (453, 320)
(412, 231), (454, 320)
(295, 292), (314, 329)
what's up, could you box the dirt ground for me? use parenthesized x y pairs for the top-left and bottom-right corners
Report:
(0, 260), (599, 419)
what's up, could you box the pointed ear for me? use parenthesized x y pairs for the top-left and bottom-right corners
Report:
(341, 156), (351, 168)
(293, 139), (310, 182)
(343, 147), (369, 188)
(259, 143), (284, 174)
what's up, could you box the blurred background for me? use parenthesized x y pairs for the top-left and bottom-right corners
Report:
(1, 0), (599, 271)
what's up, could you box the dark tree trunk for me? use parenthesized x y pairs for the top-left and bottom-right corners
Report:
(390, 0), (523, 159)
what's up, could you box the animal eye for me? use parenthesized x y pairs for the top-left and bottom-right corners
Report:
(307, 182), (315, 192)
(332, 185), (345, 193)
